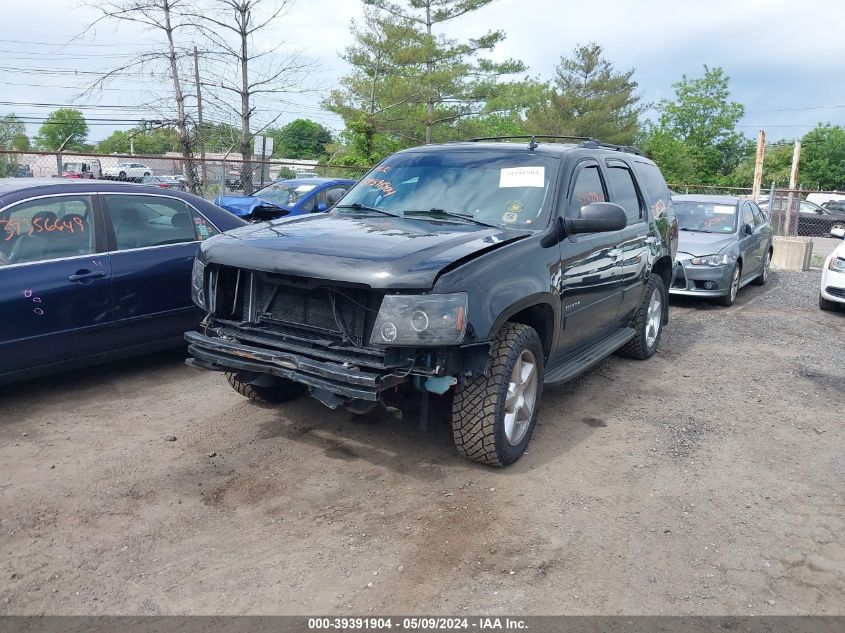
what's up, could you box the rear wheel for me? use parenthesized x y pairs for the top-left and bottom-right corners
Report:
(819, 294), (838, 311)
(225, 371), (306, 405)
(752, 249), (772, 285)
(618, 274), (666, 360)
(451, 323), (543, 467)
(118, 171), (126, 181)
(718, 264), (741, 306)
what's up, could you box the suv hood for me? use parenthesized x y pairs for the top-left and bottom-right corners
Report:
(200, 212), (527, 289)
(676, 230), (737, 257)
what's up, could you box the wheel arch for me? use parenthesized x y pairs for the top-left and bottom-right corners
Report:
(489, 296), (557, 361)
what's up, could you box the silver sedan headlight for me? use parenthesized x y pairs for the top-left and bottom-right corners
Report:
(191, 259), (206, 310)
(370, 293), (468, 346)
(690, 254), (729, 266)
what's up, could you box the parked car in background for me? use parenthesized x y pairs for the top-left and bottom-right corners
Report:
(14, 165), (33, 178)
(806, 192), (845, 207)
(102, 162), (153, 182)
(61, 160), (101, 180)
(762, 197), (845, 237)
(0, 179), (245, 385)
(214, 178), (355, 222)
(819, 226), (845, 311)
(140, 175), (187, 191)
(187, 138), (678, 466)
(671, 195), (773, 306)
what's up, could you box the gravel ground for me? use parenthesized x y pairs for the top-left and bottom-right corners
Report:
(0, 270), (842, 615)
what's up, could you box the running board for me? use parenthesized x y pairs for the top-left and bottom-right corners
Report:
(543, 327), (636, 386)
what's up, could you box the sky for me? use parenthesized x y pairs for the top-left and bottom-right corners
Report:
(4, 0), (845, 145)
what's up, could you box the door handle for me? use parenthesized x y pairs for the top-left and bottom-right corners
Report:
(68, 270), (106, 282)
(608, 248), (623, 258)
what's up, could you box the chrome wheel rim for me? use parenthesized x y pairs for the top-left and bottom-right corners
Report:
(504, 349), (538, 446)
(730, 267), (740, 302)
(645, 289), (662, 348)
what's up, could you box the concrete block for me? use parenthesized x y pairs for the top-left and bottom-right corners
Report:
(772, 236), (813, 271)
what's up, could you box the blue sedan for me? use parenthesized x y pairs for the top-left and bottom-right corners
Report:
(0, 179), (245, 385)
(215, 178), (355, 221)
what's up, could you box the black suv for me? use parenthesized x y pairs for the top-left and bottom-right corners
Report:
(186, 137), (678, 466)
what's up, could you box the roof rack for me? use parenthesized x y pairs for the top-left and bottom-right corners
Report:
(468, 134), (642, 155)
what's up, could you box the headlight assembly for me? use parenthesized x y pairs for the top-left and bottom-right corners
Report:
(690, 254), (729, 266)
(371, 293), (467, 346)
(191, 259), (206, 310)
(829, 257), (845, 273)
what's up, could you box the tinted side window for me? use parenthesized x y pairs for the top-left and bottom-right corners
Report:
(634, 161), (673, 219)
(103, 195), (217, 250)
(0, 195), (96, 266)
(605, 165), (643, 223)
(741, 204), (754, 228)
(567, 164), (606, 218)
(750, 203), (765, 227)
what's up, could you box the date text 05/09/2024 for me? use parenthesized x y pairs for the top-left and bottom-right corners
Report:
(307, 617), (528, 630)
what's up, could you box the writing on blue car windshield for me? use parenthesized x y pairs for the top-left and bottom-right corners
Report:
(337, 150), (558, 229)
(674, 201), (738, 233)
(252, 182), (316, 207)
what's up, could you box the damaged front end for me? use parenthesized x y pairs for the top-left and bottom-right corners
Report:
(185, 263), (490, 414)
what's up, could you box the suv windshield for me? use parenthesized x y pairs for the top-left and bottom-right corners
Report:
(675, 201), (738, 233)
(253, 182), (317, 207)
(338, 149), (559, 229)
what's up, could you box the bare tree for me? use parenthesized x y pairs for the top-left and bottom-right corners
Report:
(81, 0), (200, 193)
(185, 0), (313, 194)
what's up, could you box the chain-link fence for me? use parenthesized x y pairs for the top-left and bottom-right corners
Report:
(0, 149), (372, 201)
(671, 183), (845, 238)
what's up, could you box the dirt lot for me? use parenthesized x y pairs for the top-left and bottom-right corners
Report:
(1, 270), (843, 615)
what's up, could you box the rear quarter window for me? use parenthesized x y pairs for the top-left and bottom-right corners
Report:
(634, 161), (674, 220)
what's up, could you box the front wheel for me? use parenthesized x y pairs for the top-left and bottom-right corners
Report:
(118, 171), (126, 181)
(618, 274), (666, 360)
(226, 371), (306, 405)
(718, 264), (741, 306)
(819, 294), (838, 311)
(451, 323), (544, 467)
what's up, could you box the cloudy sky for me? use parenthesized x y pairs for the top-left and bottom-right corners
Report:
(5, 0), (845, 144)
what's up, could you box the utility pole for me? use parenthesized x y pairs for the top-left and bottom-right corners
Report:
(784, 142), (801, 237)
(751, 130), (765, 202)
(193, 46), (206, 194)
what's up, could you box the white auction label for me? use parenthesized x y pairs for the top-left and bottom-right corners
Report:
(499, 166), (545, 188)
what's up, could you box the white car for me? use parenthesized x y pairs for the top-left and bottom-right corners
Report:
(103, 162), (153, 181)
(819, 226), (845, 311)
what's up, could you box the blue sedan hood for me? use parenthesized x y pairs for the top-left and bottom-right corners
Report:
(215, 195), (288, 218)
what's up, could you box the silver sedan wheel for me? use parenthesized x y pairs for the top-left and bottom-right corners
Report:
(504, 350), (538, 446)
(645, 289), (662, 349)
(730, 266), (740, 302)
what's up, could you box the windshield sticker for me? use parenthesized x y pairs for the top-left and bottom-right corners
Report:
(500, 167), (544, 188)
(294, 185), (316, 193)
(713, 205), (735, 214)
(363, 178), (396, 197)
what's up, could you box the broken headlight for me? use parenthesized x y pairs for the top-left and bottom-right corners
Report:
(370, 293), (467, 346)
(191, 259), (206, 310)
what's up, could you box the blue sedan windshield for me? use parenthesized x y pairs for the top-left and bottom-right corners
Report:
(252, 182), (317, 207)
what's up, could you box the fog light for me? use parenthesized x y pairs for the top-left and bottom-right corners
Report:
(381, 322), (398, 342)
(704, 281), (717, 290)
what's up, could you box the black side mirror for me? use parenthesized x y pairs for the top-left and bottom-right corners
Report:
(566, 202), (627, 235)
(743, 223), (754, 235)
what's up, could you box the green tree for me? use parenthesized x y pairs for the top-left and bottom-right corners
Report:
(799, 124), (845, 190)
(97, 126), (181, 154)
(723, 141), (794, 188)
(525, 43), (644, 145)
(0, 114), (30, 150)
(35, 108), (89, 151)
(266, 119), (333, 159)
(640, 66), (746, 184)
(327, 0), (527, 162)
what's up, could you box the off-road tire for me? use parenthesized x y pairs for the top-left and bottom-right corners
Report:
(617, 274), (666, 360)
(451, 323), (544, 467)
(819, 294), (838, 311)
(718, 263), (741, 306)
(225, 371), (306, 405)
